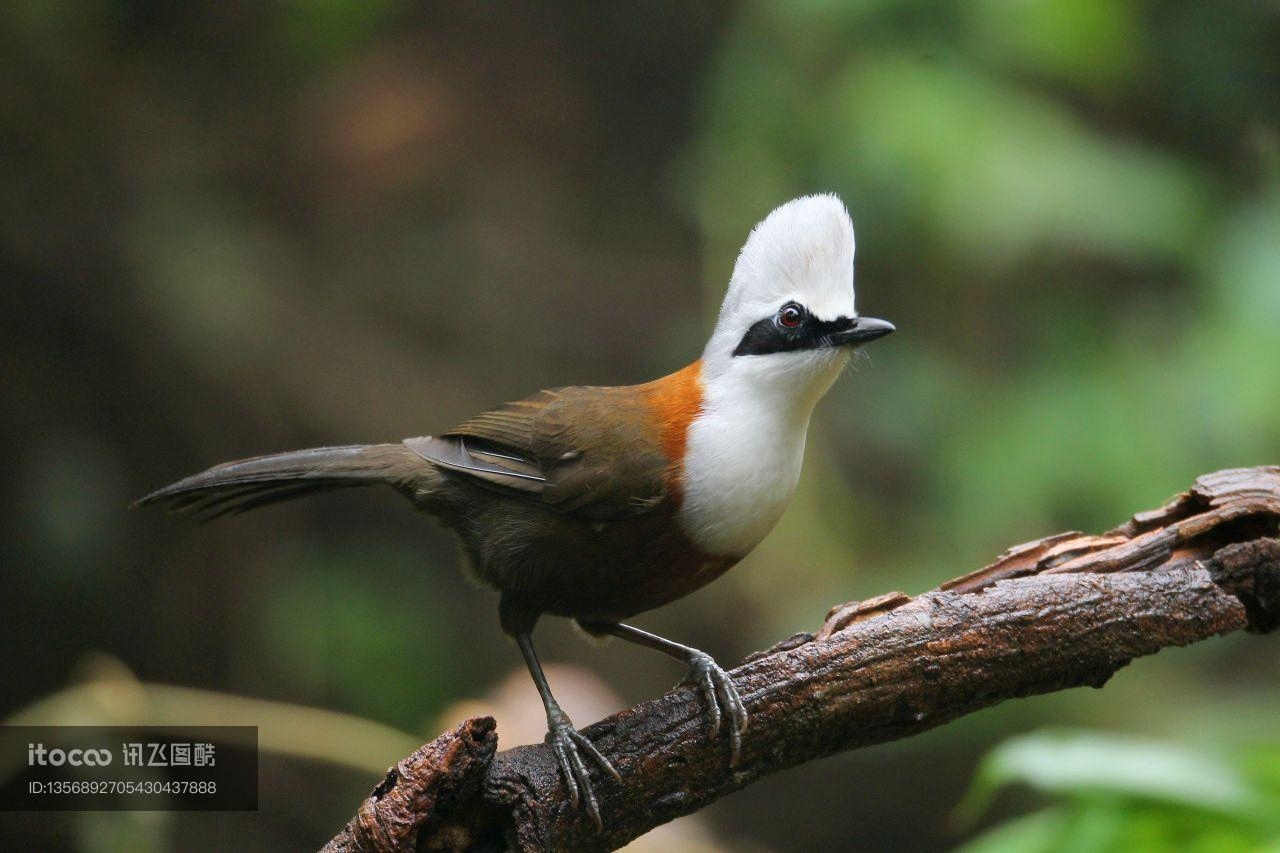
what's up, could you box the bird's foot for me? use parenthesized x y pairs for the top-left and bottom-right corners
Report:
(545, 708), (621, 830)
(681, 650), (748, 766)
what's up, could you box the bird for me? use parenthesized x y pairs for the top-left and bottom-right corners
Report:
(137, 193), (894, 828)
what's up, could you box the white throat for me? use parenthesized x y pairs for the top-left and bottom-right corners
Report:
(678, 350), (845, 556)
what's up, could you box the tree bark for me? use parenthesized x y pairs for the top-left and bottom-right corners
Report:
(321, 466), (1280, 853)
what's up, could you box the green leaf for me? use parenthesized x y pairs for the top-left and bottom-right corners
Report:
(956, 729), (1266, 825)
(955, 808), (1069, 853)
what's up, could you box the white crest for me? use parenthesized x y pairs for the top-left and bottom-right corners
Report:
(701, 193), (857, 378)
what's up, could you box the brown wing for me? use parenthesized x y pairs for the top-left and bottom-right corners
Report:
(403, 385), (672, 520)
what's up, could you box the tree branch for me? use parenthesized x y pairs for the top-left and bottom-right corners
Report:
(321, 466), (1280, 852)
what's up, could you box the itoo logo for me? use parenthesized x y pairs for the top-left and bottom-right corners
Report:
(28, 744), (113, 766)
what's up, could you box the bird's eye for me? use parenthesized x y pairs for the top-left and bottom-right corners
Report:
(777, 303), (804, 329)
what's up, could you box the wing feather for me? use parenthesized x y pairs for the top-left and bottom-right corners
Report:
(403, 386), (671, 519)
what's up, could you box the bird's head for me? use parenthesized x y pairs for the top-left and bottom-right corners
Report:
(701, 194), (894, 408)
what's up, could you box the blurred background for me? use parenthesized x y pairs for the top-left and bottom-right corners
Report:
(3, 1), (1279, 850)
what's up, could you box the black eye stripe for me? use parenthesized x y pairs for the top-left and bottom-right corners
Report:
(733, 305), (851, 357)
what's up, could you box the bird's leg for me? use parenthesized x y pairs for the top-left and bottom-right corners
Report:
(580, 621), (748, 766)
(515, 631), (620, 829)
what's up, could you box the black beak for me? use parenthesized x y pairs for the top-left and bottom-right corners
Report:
(828, 316), (895, 347)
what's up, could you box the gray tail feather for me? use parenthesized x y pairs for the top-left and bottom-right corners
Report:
(135, 444), (422, 523)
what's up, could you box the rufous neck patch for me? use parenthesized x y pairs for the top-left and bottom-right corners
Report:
(640, 360), (703, 500)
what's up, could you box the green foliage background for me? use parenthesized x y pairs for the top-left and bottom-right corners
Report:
(2, 2), (1277, 850)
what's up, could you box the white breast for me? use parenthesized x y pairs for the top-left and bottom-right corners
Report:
(677, 353), (842, 556)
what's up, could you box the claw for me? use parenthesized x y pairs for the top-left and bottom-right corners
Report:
(545, 712), (617, 830)
(682, 651), (748, 766)
(569, 727), (623, 784)
(699, 669), (722, 738)
(550, 736), (579, 808)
